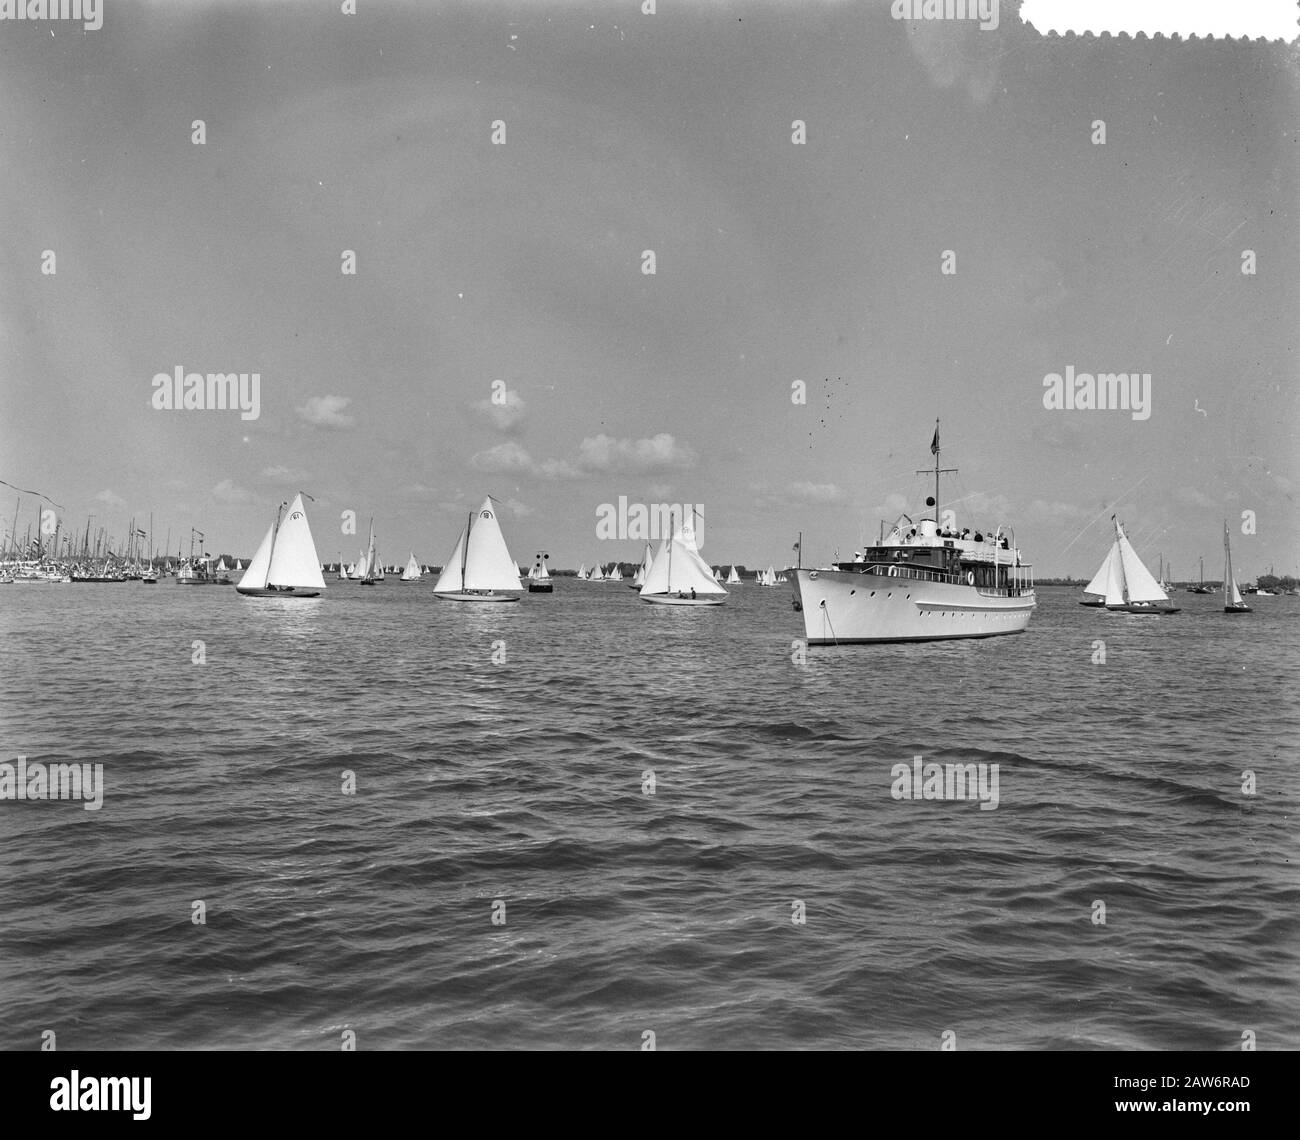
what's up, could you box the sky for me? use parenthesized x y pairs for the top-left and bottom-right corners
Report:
(1, 0), (1297, 579)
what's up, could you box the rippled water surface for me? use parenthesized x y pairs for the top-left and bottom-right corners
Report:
(1, 581), (1296, 1049)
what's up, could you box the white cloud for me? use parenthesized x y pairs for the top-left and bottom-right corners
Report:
(788, 481), (845, 504)
(471, 387), (527, 431)
(574, 432), (696, 474)
(297, 395), (355, 429)
(470, 441), (534, 474)
(213, 479), (254, 504)
(260, 464), (309, 482)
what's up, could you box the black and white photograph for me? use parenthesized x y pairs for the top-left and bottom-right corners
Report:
(0, 0), (1295, 1111)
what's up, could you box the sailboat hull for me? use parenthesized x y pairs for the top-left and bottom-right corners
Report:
(1105, 602), (1180, 614)
(1224, 603), (1252, 613)
(434, 590), (521, 602)
(1078, 598), (1106, 607)
(793, 568), (1034, 644)
(640, 593), (726, 606)
(527, 581), (553, 592)
(236, 585), (322, 598)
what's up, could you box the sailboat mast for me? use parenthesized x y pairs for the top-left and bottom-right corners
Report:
(266, 501), (285, 584)
(461, 511), (472, 589)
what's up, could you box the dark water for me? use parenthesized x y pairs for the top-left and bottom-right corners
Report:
(1, 581), (1296, 1050)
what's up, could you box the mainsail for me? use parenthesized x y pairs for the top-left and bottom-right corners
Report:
(1224, 522), (1244, 607)
(402, 552), (421, 581)
(1114, 523), (1169, 603)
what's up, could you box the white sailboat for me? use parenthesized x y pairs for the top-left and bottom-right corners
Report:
(433, 499), (524, 602)
(336, 553), (348, 581)
(606, 563), (624, 582)
(1223, 521), (1251, 614)
(639, 521), (728, 606)
(725, 565), (741, 585)
(359, 520), (380, 585)
(401, 552), (421, 582)
(236, 493), (327, 598)
(576, 563), (588, 581)
(1102, 518), (1180, 614)
(630, 543), (653, 590)
(234, 559), (244, 571)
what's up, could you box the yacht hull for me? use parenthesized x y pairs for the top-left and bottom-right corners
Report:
(434, 591), (521, 602)
(640, 593), (726, 606)
(792, 568), (1034, 644)
(236, 585), (322, 598)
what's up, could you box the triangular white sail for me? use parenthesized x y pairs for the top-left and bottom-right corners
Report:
(267, 495), (327, 589)
(216, 557), (229, 572)
(529, 556), (550, 581)
(641, 527), (727, 598)
(607, 563), (623, 581)
(1103, 539), (1126, 606)
(1114, 524), (1168, 603)
(240, 524), (276, 591)
(1224, 523), (1244, 606)
(434, 499), (522, 596)
(726, 565), (741, 584)
(576, 563), (587, 580)
(402, 552), (421, 581)
(1084, 544), (1117, 596)
(235, 559), (244, 571)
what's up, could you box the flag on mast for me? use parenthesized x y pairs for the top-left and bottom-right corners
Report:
(930, 421), (940, 455)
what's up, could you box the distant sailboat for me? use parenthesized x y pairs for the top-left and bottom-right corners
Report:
(606, 562), (623, 582)
(1186, 556), (1212, 594)
(528, 551), (553, 593)
(589, 564), (605, 582)
(236, 493), (327, 598)
(359, 519), (379, 585)
(433, 499), (524, 602)
(725, 565), (741, 585)
(576, 563), (588, 580)
(639, 520), (727, 606)
(1223, 521), (1251, 614)
(336, 553), (348, 581)
(401, 552), (421, 582)
(630, 543), (653, 590)
(1101, 518), (1180, 614)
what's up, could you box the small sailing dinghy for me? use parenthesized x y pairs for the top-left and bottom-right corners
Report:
(606, 562), (624, 582)
(1223, 521), (1251, 614)
(725, 565), (741, 585)
(1101, 518), (1180, 614)
(576, 563), (588, 581)
(639, 519), (727, 606)
(401, 552), (421, 581)
(433, 498), (524, 602)
(236, 493), (327, 598)
(527, 551), (553, 593)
